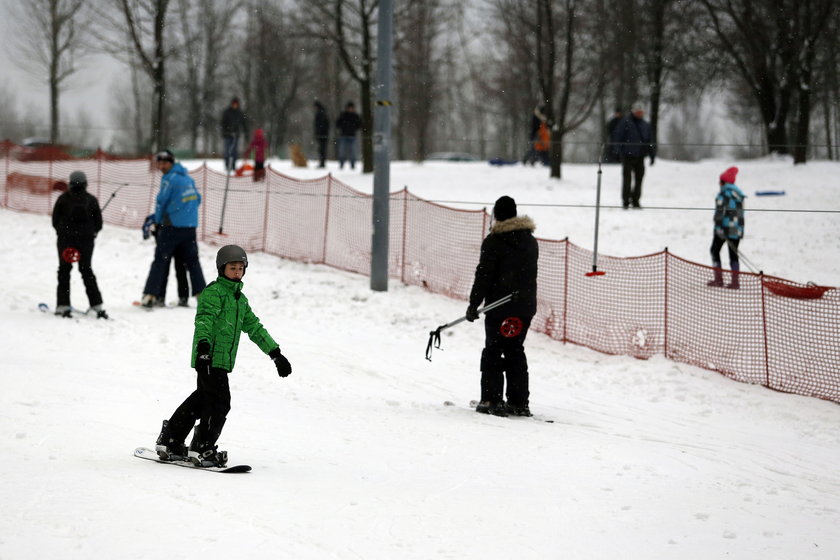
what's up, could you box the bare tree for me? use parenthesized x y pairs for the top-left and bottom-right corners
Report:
(93, 0), (177, 152)
(9, 0), (89, 144)
(393, 0), (444, 161)
(295, 0), (379, 173)
(700, 0), (835, 162)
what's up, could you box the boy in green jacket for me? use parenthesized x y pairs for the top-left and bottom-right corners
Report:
(155, 244), (292, 467)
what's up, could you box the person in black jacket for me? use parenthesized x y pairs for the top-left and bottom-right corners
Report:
(51, 171), (108, 319)
(611, 103), (655, 209)
(314, 101), (330, 168)
(335, 101), (362, 169)
(465, 196), (539, 417)
(220, 97), (248, 171)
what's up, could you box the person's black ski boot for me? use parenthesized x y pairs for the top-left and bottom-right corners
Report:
(188, 426), (228, 468)
(155, 420), (187, 461)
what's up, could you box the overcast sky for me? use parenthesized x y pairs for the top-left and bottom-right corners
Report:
(0, 0), (123, 145)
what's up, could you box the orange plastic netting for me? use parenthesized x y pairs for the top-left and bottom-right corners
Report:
(3, 155), (838, 403)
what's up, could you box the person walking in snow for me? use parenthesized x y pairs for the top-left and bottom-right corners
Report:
(154, 244), (293, 467)
(335, 101), (362, 169)
(140, 150), (206, 307)
(142, 213), (190, 307)
(314, 100), (330, 168)
(220, 97), (248, 172)
(51, 170), (108, 319)
(611, 103), (655, 209)
(465, 196), (539, 417)
(708, 166), (746, 289)
(243, 128), (267, 181)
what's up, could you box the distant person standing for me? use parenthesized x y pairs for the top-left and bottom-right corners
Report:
(51, 171), (108, 319)
(522, 105), (548, 165)
(611, 103), (655, 209)
(335, 101), (362, 170)
(140, 150), (206, 308)
(708, 166), (746, 289)
(220, 97), (247, 172)
(604, 107), (623, 163)
(314, 100), (330, 168)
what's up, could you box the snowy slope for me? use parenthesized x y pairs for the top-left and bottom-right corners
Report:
(2, 157), (840, 559)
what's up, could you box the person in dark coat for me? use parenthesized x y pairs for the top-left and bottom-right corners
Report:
(604, 107), (623, 163)
(314, 101), (330, 168)
(335, 101), (362, 169)
(51, 171), (107, 319)
(611, 103), (655, 208)
(220, 97), (248, 172)
(140, 150), (206, 308)
(708, 166), (746, 289)
(465, 196), (539, 417)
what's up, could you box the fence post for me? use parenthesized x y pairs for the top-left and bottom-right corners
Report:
(400, 187), (408, 284)
(200, 163), (207, 242)
(663, 247), (670, 359)
(261, 164), (271, 252)
(96, 149), (102, 200)
(563, 237), (569, 343)
(759, 272), (770, 389)
(321, 174), (332, 265)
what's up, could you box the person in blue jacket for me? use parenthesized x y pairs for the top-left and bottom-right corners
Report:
(140, 150), (206, 307)
(708, 166), (746, 289)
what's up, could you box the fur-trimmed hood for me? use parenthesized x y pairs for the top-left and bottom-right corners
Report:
(490, 215), (536, 235)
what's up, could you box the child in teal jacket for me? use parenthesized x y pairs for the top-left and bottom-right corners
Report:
(155, 245), (292, 467)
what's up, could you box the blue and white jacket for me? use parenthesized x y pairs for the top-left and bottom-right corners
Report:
(154, 163), (201, 228)
(714, 182), (745, 240)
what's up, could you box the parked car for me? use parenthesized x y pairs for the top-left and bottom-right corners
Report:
(11, 138), (73, 161)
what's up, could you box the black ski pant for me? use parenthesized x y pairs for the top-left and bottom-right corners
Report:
(159, 244), (189, 301)
(166, 366), (231, 449)
(56, 234), (103, 308)
(480, 313), (533, 406)
(142, 226), (206, 298)
(710, 235), (740, 268)
(620, 155), (646, 207)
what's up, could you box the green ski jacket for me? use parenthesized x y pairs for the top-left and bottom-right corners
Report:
(191, 276), (278, 371)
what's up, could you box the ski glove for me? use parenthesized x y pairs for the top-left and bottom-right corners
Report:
(465, 305), (479, 322)
(196, 340), (212, 371)
(269, 348), (292, 378)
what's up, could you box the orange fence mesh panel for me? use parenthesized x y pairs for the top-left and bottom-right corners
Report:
(3, 150), (839, 404)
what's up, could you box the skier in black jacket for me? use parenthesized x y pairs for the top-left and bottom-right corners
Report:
(465, 196), (538, 417)
(51, 171), (107, 319)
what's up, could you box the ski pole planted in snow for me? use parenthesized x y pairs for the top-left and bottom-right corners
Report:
(100, 183), (131, 213)
(218, 169), (232, 234)
(586, 146), (606, 277)
(425, 292), (517, 361)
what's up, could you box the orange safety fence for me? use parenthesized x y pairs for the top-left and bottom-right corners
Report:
(3, 154), (839, 403)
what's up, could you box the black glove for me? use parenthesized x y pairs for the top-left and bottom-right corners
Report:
(465, 305), (479, 322)
(196, 340), (211, 371)
(269, 348), (292, 378)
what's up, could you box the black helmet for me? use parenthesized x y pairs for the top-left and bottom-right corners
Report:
(216, 244), (248, 275)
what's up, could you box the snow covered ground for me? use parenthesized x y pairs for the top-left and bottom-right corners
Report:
(1, 157), (839, 559)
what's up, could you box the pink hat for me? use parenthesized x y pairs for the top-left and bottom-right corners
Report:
(719, 166), (738, 184)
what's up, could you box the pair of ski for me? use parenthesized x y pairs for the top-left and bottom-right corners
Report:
(133, 447), (251, 474)
(444, 400), (555, 423)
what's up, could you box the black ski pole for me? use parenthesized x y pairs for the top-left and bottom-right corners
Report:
(100, 183), (130, 213)
(425, 291), (517, 361)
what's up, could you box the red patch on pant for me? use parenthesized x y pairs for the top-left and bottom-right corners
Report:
(62, 247), (81, 263)
(500, 316), (523, 338)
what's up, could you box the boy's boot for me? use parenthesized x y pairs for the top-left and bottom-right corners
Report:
(707, 261), (724, 287)
(727, 261), (740, 289)
(155, 420), (187, 461)
(188, 426), (228, 468)
(54, 305), (72, 318)
(505, 402), (533, 417)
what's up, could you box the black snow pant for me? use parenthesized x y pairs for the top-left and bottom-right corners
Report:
(480, 312), (533, 406)
(166, 366), (231, 449)
(158, 245), (189, 301)
(56, 234), (103, 308)
(621, 155), (646, 207)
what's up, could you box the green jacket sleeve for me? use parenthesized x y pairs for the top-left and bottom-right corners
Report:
(241, 302), (278, 355)
(191, 286), (223, 367)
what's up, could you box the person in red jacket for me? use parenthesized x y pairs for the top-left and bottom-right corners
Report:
(243, 128), (267, 181)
